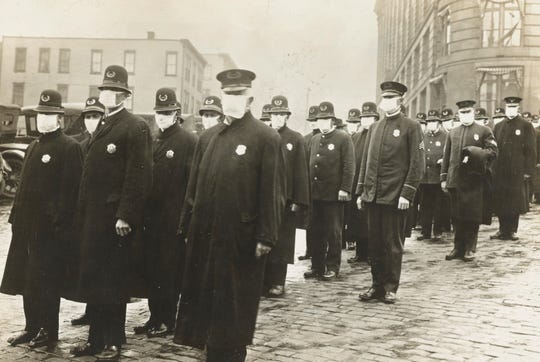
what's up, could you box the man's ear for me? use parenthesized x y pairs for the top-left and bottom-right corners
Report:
(247, 97), (254, 106)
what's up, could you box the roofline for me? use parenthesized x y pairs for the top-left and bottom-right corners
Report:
(202, 52), (238, 68)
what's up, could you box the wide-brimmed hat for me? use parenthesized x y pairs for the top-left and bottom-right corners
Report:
(99, 65), (131, 93)
(347, 108), (361, 123)
(199, 96), (223, 116)
(82, 97), (105, 114)
(154, 88), (181, 112)
(269, 95), (291, 114)
(34, 89), (64, 114)
(315, 101), (336, 119)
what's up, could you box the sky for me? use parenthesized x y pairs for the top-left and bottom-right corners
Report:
(0, 0), (378, 131)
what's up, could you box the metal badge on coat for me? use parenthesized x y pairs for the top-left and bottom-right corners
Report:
(107, 143), (117, 154)
(474, 134), (479, 141)
(393, 129), (400, 137)
(41, 154), (51, 163)
(286, 143), (293, 151)
(235, 144), (247, 156)
(515, 129), (521, 136)
(328, 143), (335, 151)
(436, 141), (441, 147)
(166, 150), (174, 158)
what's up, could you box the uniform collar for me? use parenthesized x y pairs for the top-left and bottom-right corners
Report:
(39, 128), (63, 141)
(106, 105), (125, 118)
(220, 111), (252, 133)
(385, 111), (402, 120)
(158, 122), (179, 139)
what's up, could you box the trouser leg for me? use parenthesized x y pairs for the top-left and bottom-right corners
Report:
(381, 206), (407, 293)
(419, 184), (435, 237)
(324, 201), (345, 274)
(452, 220), (466, 256)
(510, 214), (520, 233)
(100, 304), (126, 347)
(432, 186), (444, 235)
(41, 292), (60, 339)
(366, 204), (384, 291)
(88, 304), (105, 350)
(22, 295), (40, 335)
(265, 262), (288, 286)
(310, 201), (326, 274)
(148, 295), (160, 326)
(463, 221), (480, 253)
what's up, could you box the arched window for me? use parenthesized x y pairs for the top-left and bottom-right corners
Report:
(482, 0), (522, 47)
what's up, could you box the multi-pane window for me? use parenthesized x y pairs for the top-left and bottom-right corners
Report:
(183, 90), (190, 112)
(14, 48), (26, 72)
(57, 84), (69, 102)
(422, 31), (430, 73)
(124, 50), (136, 74)
(38, 48), (50, 73)
(58, 49), (70, 73)
(91, 50), (102, 74)
(12, 83), (24, 106)
(482, 0), (521, 47)
(441, 10), (451, 55)
(166, 51), (177, 76)
(184, 56), (191, 81)
(478, 67), (523, 114)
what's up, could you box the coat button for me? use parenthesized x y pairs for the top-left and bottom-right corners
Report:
(317, 154), (320, 157)
(315, 164), (318, 168)
(314, 177), (318, 180)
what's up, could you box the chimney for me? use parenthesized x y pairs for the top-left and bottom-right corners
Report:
(147, 31), (155, 40)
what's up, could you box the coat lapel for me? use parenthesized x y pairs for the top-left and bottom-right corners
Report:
(89, 109), (125, 146)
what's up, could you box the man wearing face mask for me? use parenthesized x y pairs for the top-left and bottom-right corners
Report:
(441, 108), (456, 132)
(199, 96), (224, 130)
(1, 90), (83, 348)
(475, 108), (493, 129)
(263, 95), (310, 297)
(408, 112), (428, 233)
(71, 65), (152, 360)
(441, 100), (498, 262)
(303, 101), (354, 281)
(490, 97), (536, 242)
(173, 69), (285, 362)
(134, 88), (197, 338)
(260, 103), (272, 126)
(492, 107), (506, 127)
(416, 112), (427, 133)
(347, 102), (378, 264)
(357, 81), (424, 304)
(417, 110), (447, 241)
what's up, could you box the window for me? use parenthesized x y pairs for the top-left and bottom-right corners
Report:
(124, 50), (136, 74)
(482, 0), (521, 47)
(407, 58), (413, 89)
(414, 47), (420, 85)
(58, 49), (70, 73)
(190, 95), (195, 113)
(12, 83), (24, 106)
(57, 84), (69, 102)
(478, 66), (523, 115)
(183, 90), (190, 112)
(184, 56), (191, 81)
(125, 87), (134, 111)
(14, 48), (26, 72)
(89, 85), (100, 98)
(197, 67), (203, 91)
(192, 61), (196, 85)
(38, 48), (50, 73)
(419, 88), (427, 113)
(422, 31), (430, 73)
(441, 10), (451, 55)
(91, 50), (102, 74)
(166, 51), (177, 76)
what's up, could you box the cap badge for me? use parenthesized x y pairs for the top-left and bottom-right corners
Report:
(274, 99), (283, 106)
(286, 143), (293, 151)
(41, 94), (50, 103)
(166, 150), (174, 158)
(235, 144), (247, 156)
(205, 98), (214, 105)
(515, 129), (521, 136)
(41, 154), (51, 164)
(442, 111), (448, 116)
(393, 129), (400, 137)
(107, 143), (117, 154)
(159, 94), (168, 102)
(328, 143), (335, 151)
(436, 141), (441, 147)
(475, 110), (480, 114)
(474, 134), (479, 141)
(87, 98), (96, 105)
(320, 105), (328, 112)
(106, 70), (116, 78)
(349, 111), (355, 117)
(363, 105), (369, 111)
(227, 71), (241, 79)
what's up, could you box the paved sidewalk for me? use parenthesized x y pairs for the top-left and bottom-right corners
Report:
(0, 200), (539, 361)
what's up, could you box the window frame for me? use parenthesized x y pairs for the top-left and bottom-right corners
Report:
(58, 48), (71, 74)
(165, 51), (178, 76)
(38, 47), (50, 73)
(14, 47), (26, 73)
(124, 50), (136, 75)
(90, 49), (103, 75)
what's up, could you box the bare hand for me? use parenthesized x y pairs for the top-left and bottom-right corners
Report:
(338, 190), (350, 201)
(291, 203), (299, 212)
(255, 242), (272, 259)
(398, 196), (410, 210)
(437, 159), (443, 165)
(356, 197), (363, 210)
(441, 181), (448, 193)
(115, 219), (132, 237)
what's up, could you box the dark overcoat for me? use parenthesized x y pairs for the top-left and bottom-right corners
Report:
(1, 129), (83, 297)
(492, 116), (536, 215)
(534, 126), (540, 193)
(346, 129), (369, 241)
(144, 123), (197, 297)
(174, 112), (285, 349)
(74, 108), (152, 303)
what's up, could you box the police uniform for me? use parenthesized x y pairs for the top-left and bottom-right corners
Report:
(264, 96), (310, 296)
(305, 102), (355, 280)
(260, 103), (272, 124)
(357, 81), (424, 303)
(491, 97), (537, 240)
(475, 107), (493, 129)
(534, 121), (540, 204)
(1, 90), (84, 347)
(441, 100), (498, 261)
(418, 110), (448, 240)
(407, 112), (427, 235)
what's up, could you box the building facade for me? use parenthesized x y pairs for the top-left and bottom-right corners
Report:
(202, 53), (238, 98)
(375, 0), (540, 116)
(0, 33), (207, 115)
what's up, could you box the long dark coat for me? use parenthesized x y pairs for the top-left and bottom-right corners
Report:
(534, 126), (540, 193)
(268, 125), (310, 265)
(346, 129), (369, 241)
(74, 109), (152, 304)
(144, 123), (197, 298)
(1, 129), (83, 297)
(174, 112), (285, 349)
(492, 116), (536, 215)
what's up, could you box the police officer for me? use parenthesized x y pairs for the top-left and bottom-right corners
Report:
(417, 110), (447, 241)
(442, 100), (498, 262)
(173, 69), (285, 362)
(522, 111), (532, 123)
(298, 105), (320, 261)
(200, 96), (224, 130)
(475, 107), (493, 129)
(71, 65), (152, 360)
(347, 103), (378, 264)
(441, 108), (456, 132)
(260, 103), (272, 126)
(416, 112), (427, 133)
(491, 97), (536, 241)
(1, 90), (83, 347)
(534, 117), (540, 204)
(357, 81), (424, 304)
(264, 95), (310, 297)
(492, 107), (506, 128)
(304, 101), (355, 281)
(408, 112), (428, 232)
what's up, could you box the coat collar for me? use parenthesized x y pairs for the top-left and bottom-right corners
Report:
(158, 122), (180, 139)
(90, 108), (128, 145)
(220, 111), (254, 133)
(39, 128), (63, 142)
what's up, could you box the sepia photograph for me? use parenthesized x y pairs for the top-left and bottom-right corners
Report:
(0, 0), (539, 361)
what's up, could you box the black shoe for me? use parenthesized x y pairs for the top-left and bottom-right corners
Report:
(383, 291), (397, 304)
(509, 233), (519, 241)
(133, 320), (154, 335)
(147, 323), (173, 338)
(359, 288), (383, 301)
(28, 328), (56, 348)
(95, 345), (121, 361)
(433, 234), (442, 241)
(445, 249), (461, 260)
(416, 235), (429, 241)
(490, 231), (503, 240)
(7, 331), (36, 346)
(346, 242), (356, 250)
(298, 254), (311, 261)
(347, 256), (361, 264)
(71, 342), (100, 357)
(463, 250), (476, 262)
(303, 270), (321, 279)
(71, 314), (90, 326)
(320, 270), (337, 281)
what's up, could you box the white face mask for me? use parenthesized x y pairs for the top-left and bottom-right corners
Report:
(317, 118), (334, 134)
(379, 97), (400, 114)
(442, 120), (453, 131)
(222, 94), (249, 119)
(360, 117), (375, 129)
(84, 114), (101, 134)
(309, 122), (319, 131)
(426, 122), (438, 132)
(202, 114), (220, 130)
(506, 106), (518, 119)
(493, 117), (504, 126)
(36, 113), (59, 134)
(459, 111), (475, 126)
(154, 112), (176, 131)
(99, 90), (125, 109)
(474, 120), (485, 126)
(270, 114), (288, 130)
(263, 120), (271, 127)
(346, 122), (359, 134)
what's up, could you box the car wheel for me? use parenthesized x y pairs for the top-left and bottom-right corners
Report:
(2, 155), (23, 199)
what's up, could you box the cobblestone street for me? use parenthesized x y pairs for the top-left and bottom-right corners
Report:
(0, 199), (539, 361)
